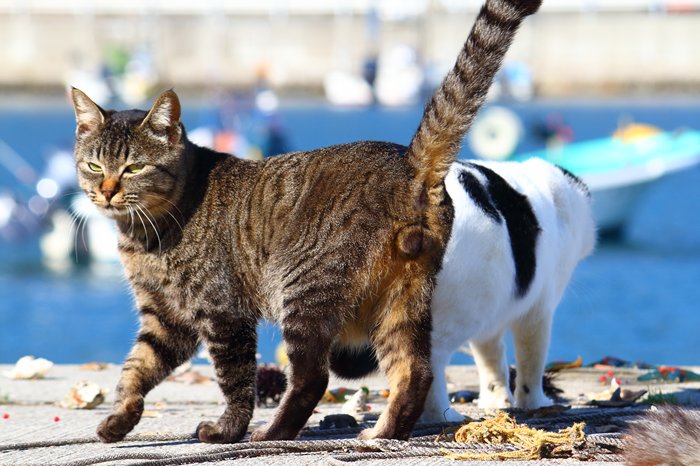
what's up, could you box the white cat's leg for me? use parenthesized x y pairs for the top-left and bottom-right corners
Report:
(421, 348), (464, 423)
(511, 306), (554, 409)
(470, 334), (513, 409)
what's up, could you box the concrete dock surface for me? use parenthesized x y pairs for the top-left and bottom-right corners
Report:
(1, 363), (699, 465)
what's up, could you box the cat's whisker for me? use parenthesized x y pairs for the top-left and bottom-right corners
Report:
(67, 210), (86, 264)
(154, 205), (184, 234)
(163, 209), (184, 233)
(72, 211), (89, 264)
(128, 205), (136, 236)
(79, 210), (91, 259)
(57, 190), (84, 200)
(142, 194), (185, 232)
(145, 194), (185, 217)
(132, 205), (149, 251)
(139, 204), (163, 254)
(136, 203), (161, 255)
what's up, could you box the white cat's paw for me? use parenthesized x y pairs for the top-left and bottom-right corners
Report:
(477, 397), (513, 410)
(421, 406), (465, 423)
(441, 407), (466, 423)
(477, 387), (513, 410)
(420, 405), (462, 423)
(515, 392), (553, 410)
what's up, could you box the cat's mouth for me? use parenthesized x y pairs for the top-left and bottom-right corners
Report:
(99, 203), (129, 219)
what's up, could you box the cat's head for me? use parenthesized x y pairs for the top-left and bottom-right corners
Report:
(70, 88), (186, 221)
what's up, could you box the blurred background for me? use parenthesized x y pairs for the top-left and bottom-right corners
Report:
(1, 0), (699, 367)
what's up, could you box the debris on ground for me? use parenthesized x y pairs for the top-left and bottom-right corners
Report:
(546, 356), (583, 371)
(442, 411), (586, 460)
(59, 381), (107, 409)
(319, 413), (358, 430)
(583, 378), (646, 407)
(166, 369), (211, 385)
(587, 356), (655, 370)
(323, 387), (357, 403)
(526, 404), (571, 418)
(637, 366), (700, 383)
(3, 356), (53, 380)
(79, 362), (110, 371)
(341, 387), (370, 419)
(256, 364), (287, 407)
(449, 390), (479, 403)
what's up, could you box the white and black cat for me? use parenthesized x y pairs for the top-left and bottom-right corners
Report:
(333, 157), (595, 421)
(423, 158), (595, 421)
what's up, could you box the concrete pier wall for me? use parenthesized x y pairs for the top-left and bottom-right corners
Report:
(0, 6), (698, 95)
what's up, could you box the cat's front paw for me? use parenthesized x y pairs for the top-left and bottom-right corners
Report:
(97, 413), (138, 443)
(97, 398), (144, 443)
(196, 420), (246, 444)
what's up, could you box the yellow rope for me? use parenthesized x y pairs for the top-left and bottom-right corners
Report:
(440, 411), (586, 460)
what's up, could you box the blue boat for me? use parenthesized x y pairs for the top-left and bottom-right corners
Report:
(512, 127), (700, 235)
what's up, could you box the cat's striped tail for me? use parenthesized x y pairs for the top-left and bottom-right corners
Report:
(407, 0), (541, 196)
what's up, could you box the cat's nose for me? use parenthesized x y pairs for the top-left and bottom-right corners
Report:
(100, 179), (118, 203)
(102, 188), (116, 202)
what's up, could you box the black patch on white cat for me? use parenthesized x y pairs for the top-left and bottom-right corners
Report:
(457, 170), (501, 223)
(468, 163), (541, 297)
(556, 165), (590, 197)
(522, 384), (530, 394)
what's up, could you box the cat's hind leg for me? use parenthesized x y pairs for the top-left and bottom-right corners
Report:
(359, 280), (433, 440)
(470, 333), (513, 409)
(250, 292), (342, 442)
(511, 304), (554, 409)
(196, 316), (257, 443)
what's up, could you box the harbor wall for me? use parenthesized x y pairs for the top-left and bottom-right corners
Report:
(0, 7), (698, 95)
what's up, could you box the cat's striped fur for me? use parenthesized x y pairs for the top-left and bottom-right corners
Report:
(331, 158), (595, 422)
(70, 0), (541, 444)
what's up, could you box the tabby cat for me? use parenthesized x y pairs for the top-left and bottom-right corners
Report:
(71, 0), (541, 444)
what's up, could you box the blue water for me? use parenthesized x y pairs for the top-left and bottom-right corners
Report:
(1, 97), (699, 366)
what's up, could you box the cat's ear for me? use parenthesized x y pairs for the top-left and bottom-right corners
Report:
(140, 89), (182, 145)
(71, 87), (105, 139)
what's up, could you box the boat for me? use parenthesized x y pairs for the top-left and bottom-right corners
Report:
(467, 106), (700, 235)
(512, 126), (700, 235)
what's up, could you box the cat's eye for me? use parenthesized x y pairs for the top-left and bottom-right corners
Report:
(125, 163), (145, 174)
(87, 162), (103, 173)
